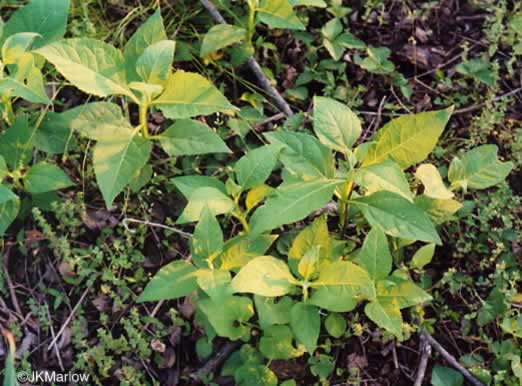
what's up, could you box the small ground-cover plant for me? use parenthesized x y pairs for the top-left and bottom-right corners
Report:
(138, 96), (513, 383)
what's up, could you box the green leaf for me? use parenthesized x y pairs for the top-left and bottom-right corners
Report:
(414, 195), (462, 224)
(191, 206), (224, 269)
(0, 185), (20, 236)
(375, 275), (431, 309)
(34, 110), (77, 154)
(249, 178), (340, 235)
(235, 145), (280, 190)
(0, 76), (50, 104)
(364, 299), (403, 339)
(351, 191), (442, 245)
(245, 185), (273, 212)
(196, 269), (232, 300)
(265, 131), (334, 179)
(171, 175), (226, 198)
(355, 159), (413, 201)
(137, 260), (198, 302)
(448, 145), (513, 191)
(288, 215), (332, 276)
(309, 261), (375, 312)
(431, 365), (464, 386)
(200, 24), (247, 57)
(235, 364), (278, 386)
(356, 46), (394, 74)
(1, 0), (70, 49)
(69, 102), (132, 141)
(410, 243), (435, 270)
(313, 96), (361, 153)
(259, 325), (304, 360)
(93, 134), (152, 207)
(218, 234), (278, 271)
(35, 39), (132, 98)
(0, 156), (7, 182)
(159, 119), (230, 156)
(136, 39), (175, 85)
(177, 187), (235, 224)
(357, 227), (392, 281)
(298, 246), (320, 281)
(290, 303), (320, 353)
(254, 295), (293, 329)
(152, 70), (238, 119)
(123, 8), (167, 83)
(324, 313), (347, 338)
(456, 58), (496, 87)
(24, 162), (74, 193)
(230, 256), (296, 296)
(415, 163), (453, 199)
(1, 32), (39, 64)
(257, 0), (305, 30)
(0, 115), (37, 169)
(198, 295), (254, 340)
(362, 107), (453, 169)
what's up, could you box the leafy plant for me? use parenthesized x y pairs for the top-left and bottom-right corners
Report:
(0, 0), (73, 236)
(138, 96), (512, 383)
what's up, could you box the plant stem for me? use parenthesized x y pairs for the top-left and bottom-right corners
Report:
(139, 104), (150, 139)
(233, 211), (251, 234)
(339, 180), (354, 236)
(2, 99), (15, 125)
(247, 1), (256, 46)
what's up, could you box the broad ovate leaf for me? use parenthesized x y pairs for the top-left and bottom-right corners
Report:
(1, 32), (39, 64)
(288, 215), (331, 276)
(0, 76), (50, 104)
(69, 102), (132, 141)
(0, 185), (20, 236)
(230, 256), (296, 297)
(159, 119), (230, 156)
(136, 39), (175, 86)
(254, 296), (293, 330)
(249, 178), (341, 235)
(93, 134), (152, 207)
(257, 0), (305, 30)
(200, 24), (246, 58)
(351, 191), (442, 245)
(375, 275), (432, 309)
(362, 107), (453, 169)
(123, 8), (167, 82)
(152, 70), (238, 119)
(357, 227), (392, 281)
(410, 243), (435, 270)
(364, 299), (403, 339)
(199, 295), (254, 340)
(24, 162), (74, 193)
(235, 145), (280, 190)
(309, 261), (375, 312)
(448, 145), (513, 191)
(259, 325), (304, 360)
(196, 269), (232, 300)
(191, 206), (224, 269)
(354, 159), (413, 201)
(218, 234), (278, 271)
(177, 187), (235, 224)
(265, 131), (334, 179)
(290, 303), (320, 353)
(313, 96), (361, 153)
(35, 38), (133, 98)
(415, 163), (453, 199)
(414, 195), (462, 224)
(137, 260), (198, 302)
(1, 0), (69, 49)
(171, 175), (226, 198)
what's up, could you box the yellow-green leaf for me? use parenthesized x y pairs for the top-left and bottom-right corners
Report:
(415, 163), (453, 199)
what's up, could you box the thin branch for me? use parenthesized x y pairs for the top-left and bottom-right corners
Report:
(421, 332), (485, 386)
(190, 341), (240, 382)
(453, 87), (522, 115)
(199, 0), (293, 116)
(414, 333), (432, 386)
(122, 218), (192, 238)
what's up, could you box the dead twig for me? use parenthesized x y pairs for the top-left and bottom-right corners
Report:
(122, 218), (192, 238)
(414, 333), (432, 386)
(199, 0), (293, 116)
(454, 87), (522, 115)
(421, 332), (485, 386)
(190, 341), (240, 382)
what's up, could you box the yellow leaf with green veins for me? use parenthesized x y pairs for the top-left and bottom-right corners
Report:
(415, 163), (454, 199)
(362, 107), (453, 169)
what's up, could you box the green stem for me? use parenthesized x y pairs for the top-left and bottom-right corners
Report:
(139, 104), (150, 139)
(339, 180), (354, 236)
(247, 2), (256, 46)
(2, 99), (15, 125)
(232, 211), (251, 234)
